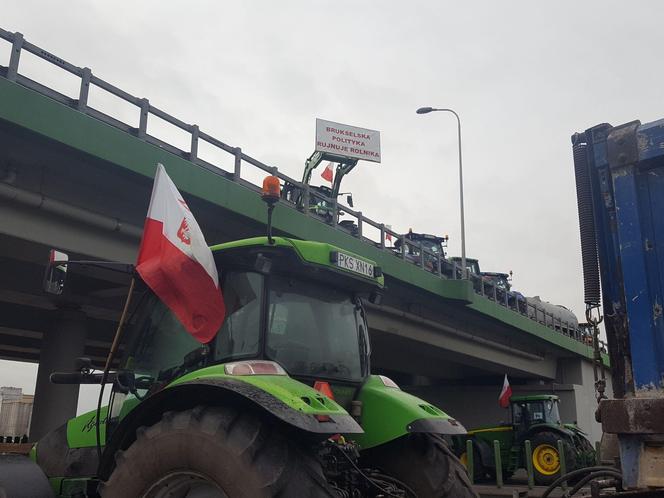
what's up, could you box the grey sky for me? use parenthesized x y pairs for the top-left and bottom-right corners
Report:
(2, 1), (664, 412)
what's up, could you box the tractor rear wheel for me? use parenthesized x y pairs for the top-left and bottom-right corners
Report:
(530, 431), (576, 486)
(100, 406), (334, 498)
(361, 433), (478, 498)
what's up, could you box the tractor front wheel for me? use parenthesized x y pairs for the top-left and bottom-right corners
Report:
(100, 406), (334, 498)
(361, 433), (478, 497)
(530, 432), (576, 486)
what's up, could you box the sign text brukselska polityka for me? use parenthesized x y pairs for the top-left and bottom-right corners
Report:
(315, 119), (381, 163)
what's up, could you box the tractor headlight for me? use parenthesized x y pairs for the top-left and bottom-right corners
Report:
(224, 360), (287, 376)
(378, 375), (400, 389)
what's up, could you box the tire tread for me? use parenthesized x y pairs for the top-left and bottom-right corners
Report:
(101, 406), (333, 498)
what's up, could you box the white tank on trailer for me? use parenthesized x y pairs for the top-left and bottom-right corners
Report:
(526, 295), (579, 335)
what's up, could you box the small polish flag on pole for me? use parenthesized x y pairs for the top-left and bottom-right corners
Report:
(321, 162), (334, 183)
(385, 224), (393, 243)
(498, 374), (512, 408)
(136, 164), (226, 343)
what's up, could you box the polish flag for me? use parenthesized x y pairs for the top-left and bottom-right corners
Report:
(498, 374), (512, 408)
(385, 224), (393, 243)
(136, 164), (225, 343)
(321, 162), (334, 183)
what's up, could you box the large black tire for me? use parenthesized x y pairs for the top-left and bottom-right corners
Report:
(361, 433), (478, 498)
(100, 406), (334, 498)
(530, 431), (577, 486)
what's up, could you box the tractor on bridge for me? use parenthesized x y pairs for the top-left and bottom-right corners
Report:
(0, 177), (476, 498)
(281, 150), (359, 235)
(454, 394), (595, 486)
(393, 230), (449, 273)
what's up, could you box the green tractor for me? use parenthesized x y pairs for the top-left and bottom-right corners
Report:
(3, 235), (476, 497)
(281, 151), (359, 235)
(455, 394), (595, 486)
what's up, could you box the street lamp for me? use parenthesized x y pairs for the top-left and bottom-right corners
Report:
(416, 106), (467, 278)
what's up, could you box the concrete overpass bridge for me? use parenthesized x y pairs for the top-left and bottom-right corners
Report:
(0, 29), (609, 442)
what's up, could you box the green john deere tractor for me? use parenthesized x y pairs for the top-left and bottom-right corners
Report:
(3, 233), (476, 497)
(455, 394), (595, 486)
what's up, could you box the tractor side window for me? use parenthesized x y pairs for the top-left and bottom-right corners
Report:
(512, 403), (523, 424)
(545, 400), (561, 424)
(214, 272), (263, 362)
(129, 297), (202, 381)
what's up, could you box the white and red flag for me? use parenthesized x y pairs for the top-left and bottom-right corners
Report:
(498, 374), (512, 408)
(321, 162), (334, 183)
(136, 163), (225, 343)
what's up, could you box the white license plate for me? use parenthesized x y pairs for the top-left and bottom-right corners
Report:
(335, 252), (375, 278)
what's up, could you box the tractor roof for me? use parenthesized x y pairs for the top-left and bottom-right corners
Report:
(450, 256), (479, 264)
(482, 272), (510, 279)
(511, 394), (560, 402)
(210, 236), (384, 290)
(405, 232), (446, 244)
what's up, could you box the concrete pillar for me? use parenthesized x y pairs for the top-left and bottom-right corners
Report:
(29, 308), (87, 441)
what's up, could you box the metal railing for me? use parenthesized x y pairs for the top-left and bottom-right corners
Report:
(0, 28), (592, 346)
(0, 435), (28, 444)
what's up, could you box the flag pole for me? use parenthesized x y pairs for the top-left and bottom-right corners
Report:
(103, 276), (136, 372)
(95, 275), (136, 464)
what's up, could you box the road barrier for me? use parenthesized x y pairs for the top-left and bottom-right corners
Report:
(466, 439), (475, 484)
(493, 440), (503, 488)
(524, 439), (535, 489)
(0, 435), (27, 444)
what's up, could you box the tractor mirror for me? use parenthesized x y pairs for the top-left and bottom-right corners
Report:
(43, 249), (69, 295)
(346, 194), (354, 208)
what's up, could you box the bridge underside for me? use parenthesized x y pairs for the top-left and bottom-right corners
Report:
(0, 103), (602, 441)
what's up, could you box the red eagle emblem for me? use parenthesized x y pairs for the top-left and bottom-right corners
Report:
(176, 218), (191, 245)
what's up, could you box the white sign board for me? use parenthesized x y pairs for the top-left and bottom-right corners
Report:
(315, 119), (381, 163)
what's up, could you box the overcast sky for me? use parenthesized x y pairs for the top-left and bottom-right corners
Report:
(2, 1), (664, 413)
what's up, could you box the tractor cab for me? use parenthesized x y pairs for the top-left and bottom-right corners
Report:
(395, 231), (448, 257)
(394, 231), (448, 272)
(510, 395), (562, 436)
(113, 237), (383, 419)
(450, 256), (481, 276)
(481, 272), (512, 292)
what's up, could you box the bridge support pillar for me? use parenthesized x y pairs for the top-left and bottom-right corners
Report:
(29, 309), (87, 441)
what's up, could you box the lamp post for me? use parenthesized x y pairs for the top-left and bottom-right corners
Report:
(416, 106), (466, 277)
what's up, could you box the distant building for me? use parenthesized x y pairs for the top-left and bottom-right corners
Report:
(0, 387), (34, 438)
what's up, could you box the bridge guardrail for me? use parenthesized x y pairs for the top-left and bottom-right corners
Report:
(0, 28), (602, 349)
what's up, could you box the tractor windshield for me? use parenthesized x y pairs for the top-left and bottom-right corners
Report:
(125, 271), (367, 386)
(513, 399), (562, 426)
(266, 275), (366, 382)
(527, 399), (561, 424)
(420, 239), (442, 254)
